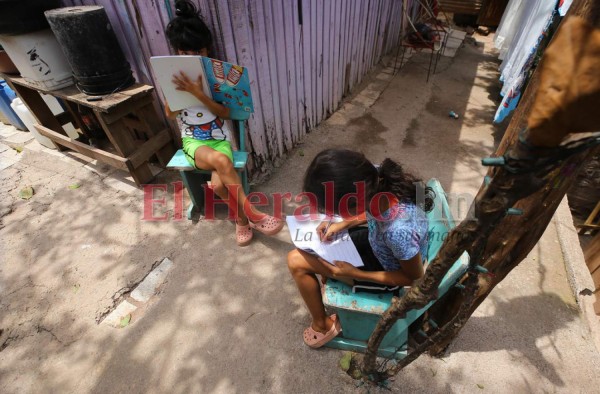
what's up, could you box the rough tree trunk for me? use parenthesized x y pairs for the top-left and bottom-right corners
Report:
(358, 0), (600, 380)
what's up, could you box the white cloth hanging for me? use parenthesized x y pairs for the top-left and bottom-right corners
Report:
(497, 0), (557, 97)
(494, 0), (527, 61)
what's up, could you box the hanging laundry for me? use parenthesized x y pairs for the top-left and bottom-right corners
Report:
(493, 0), (559, 123)
(558, 0), (573, 16)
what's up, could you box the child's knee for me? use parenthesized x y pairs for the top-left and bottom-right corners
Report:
(287, 249), (306, 275)
(213, 154), (233, 172)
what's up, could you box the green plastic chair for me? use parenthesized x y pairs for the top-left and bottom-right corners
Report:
(166, 110), (250, 219)
(322, 178), (470, 359)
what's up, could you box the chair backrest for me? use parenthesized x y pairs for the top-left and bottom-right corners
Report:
(425, 178), (455, 262)
(229, 108), (250, 152)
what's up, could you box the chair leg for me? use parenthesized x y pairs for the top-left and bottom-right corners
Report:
(394, 44), (401, 74)
(187, 203), (195, 220)
(426, 47), (434, 82)
(241, 170), (249, 195)
(434, 32), (448, 74)
(434, 46), (442, 75)
(400, 45), (407, 71)
(180, 170), (210, 219)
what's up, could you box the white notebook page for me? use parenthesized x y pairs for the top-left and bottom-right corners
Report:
(286, 215), (364, 267)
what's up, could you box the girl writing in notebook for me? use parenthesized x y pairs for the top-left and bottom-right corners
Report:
(164, 0), (284, 245)
(287, 149), (433, 348)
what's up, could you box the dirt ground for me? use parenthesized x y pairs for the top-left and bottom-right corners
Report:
(1, 34), (600, 393)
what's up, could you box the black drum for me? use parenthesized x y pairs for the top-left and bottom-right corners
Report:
(45, 6), (135, 95)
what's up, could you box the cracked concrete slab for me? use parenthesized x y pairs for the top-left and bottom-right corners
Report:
(102, 300), (138, 328)
(130, 258), (174, 303)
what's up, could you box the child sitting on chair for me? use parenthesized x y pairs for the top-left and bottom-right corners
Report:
(164, 0), (283, 246)
(287, 149), (432, 348)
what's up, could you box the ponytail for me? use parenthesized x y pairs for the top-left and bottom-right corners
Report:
(377, 158), (435, 212)
(174, 0), (197, 18)
(166, 0), (212, 52)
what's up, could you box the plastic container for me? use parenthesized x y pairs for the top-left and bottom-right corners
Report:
(11, 95), (79, 149)
(0, 108), (9, 125)
(0, 79), (26, 129)
(45, 6), (134, 95)
(11, 98), (55, 148)
(0, 29), (74, 90)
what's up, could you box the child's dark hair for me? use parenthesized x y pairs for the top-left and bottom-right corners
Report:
(303, 149), (434, 214)
(166, 0), (212, 52)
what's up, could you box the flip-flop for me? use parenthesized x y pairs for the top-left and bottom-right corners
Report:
(236, 222), (253, 246)
(249, 214), (284, 236)
(303, 314), (342, 348)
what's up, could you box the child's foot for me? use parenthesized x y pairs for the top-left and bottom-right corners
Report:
(311, 315), (335, 334)
(236, 221), (253, 246)
(303, 314), (341, 348)
(249, 215), (284, 236)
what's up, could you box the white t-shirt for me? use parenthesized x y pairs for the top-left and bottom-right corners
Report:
(178, 104), (232, 141)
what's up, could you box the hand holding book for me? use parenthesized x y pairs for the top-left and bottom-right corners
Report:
(171, 71), (206, 99)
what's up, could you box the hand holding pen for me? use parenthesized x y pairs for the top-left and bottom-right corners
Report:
(317, 218), (336, 242)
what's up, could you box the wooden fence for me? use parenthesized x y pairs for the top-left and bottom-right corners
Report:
(60, 0), (408, 174)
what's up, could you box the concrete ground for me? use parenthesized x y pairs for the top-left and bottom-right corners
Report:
(1, 34), (599, 393)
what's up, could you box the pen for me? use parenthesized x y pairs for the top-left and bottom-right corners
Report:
(322, 218), (334, 241)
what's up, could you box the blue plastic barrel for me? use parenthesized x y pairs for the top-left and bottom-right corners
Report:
(0, 80), (26, 130)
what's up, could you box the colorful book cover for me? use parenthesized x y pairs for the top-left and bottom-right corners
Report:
(201, 57), (254, 113)
(149, 55), (254, 113)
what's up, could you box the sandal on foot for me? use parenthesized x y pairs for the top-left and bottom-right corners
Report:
(249, 215), (284, 236)
(303, 314), (342, 348)
(236, 222), (253, 246)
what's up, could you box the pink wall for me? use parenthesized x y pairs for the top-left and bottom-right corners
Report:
(60, 0), (406, 174)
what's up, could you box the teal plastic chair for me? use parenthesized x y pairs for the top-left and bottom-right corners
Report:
(167, 110), (250, 219)
(322, 179), (470, 359)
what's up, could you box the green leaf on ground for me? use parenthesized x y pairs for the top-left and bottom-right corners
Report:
(298, 149), (305, 157)
(477, 383), (484, 389)
(19, 186), (34, 200)
(430, 368), (437, 377)
(339, 352), (352, 371)
(13, 146), (23, 153)
(120, 314), (131, 328)
(68, 183), (81, 190)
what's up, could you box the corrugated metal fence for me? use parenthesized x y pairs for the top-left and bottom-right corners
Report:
(60, 0), (408, 173)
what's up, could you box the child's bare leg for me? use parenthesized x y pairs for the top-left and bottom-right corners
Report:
(287, 249), (336, 333)
(194, 147), (261, 223)
(210, 171), (248, 223)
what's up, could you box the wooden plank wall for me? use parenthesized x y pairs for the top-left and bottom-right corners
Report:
(60, 0), (405, 174)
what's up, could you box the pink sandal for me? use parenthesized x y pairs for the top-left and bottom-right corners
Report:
(303, 314), (342, 348)
(236, 222), (253, 246)
(249, 215), (285, 236)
